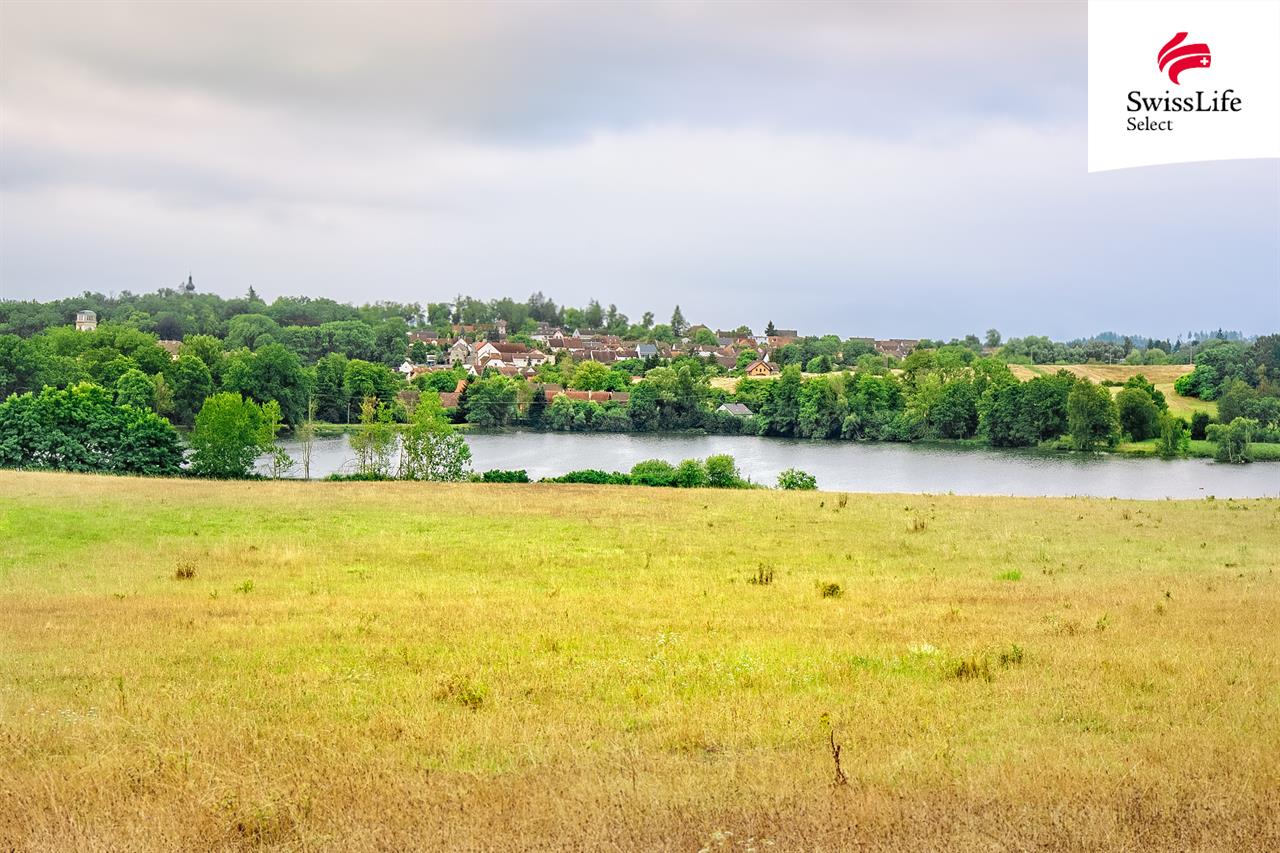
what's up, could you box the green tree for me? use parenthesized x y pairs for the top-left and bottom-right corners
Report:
(1122, 374), (1166, 411)
(188, 392), (274, 478)
(313, 353), (349, 422)
(1207, 417), (1256, 463)
(929, 380), (979, 439)
(985, 329), (1001, 348)
(398, 395), (472, 481)
(342, 359), (399, 408)
(692, 328), (719, 346)
(171, 354), (213, 425)
(673, 458), (709, 487)
(1067, 380), (1119, 451)
(705, 454), (745, 488)
(321, 320), (377, 361)
(670, 305), (687, 337)
(570, 360), (611, 391)
(797, 376), (842, 439)
(1216, 379), (1256, 425)
(630, 459), (678, 487)
(777, 468), (817, 490)
(224, 314), (281, 350)
(179, 334), (224, 380)
(222, 343), (310, 426)
(374, 317), (410, 366)
(0, 383), (182, 475)
(1116, 386), (1159, 441)
(1155, 414), (1190, 459)
(544, 394), (576, 430)
(115, 368), (155, 411)
(1190, 411), (1211, 440)
(349, 396), (398, 477)
(466, 375), (517, 427)
(760, 365), (802, 436)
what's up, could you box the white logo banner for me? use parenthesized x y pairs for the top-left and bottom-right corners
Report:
(1088, 0), (1280, 172)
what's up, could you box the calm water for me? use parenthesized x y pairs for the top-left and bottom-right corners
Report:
(263, 430), (1279, 499)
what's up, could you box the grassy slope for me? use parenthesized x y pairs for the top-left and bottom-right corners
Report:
(1008, 363), (1213, 420)
(2, 472), (1278, 851)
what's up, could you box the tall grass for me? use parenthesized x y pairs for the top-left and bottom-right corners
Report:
(1, 471), (1278, 850)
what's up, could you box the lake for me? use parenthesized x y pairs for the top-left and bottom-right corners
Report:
(262, 430), (1279, 499)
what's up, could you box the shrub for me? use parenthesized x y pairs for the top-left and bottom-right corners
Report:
(480, 469), (530, 483)
(705, 454), (745, 488)
(777, 468), (817, 490)
(545, 469), (631, 485)
(747, 565), (774, 586)
(0, 383), (183, 476)
(189, 393), (276, 479)
(673, 458), (709, 488)
(1207, 417), (1257, 463)
(950, 655), (993, 681)
(1190, 411), (1211, 440)
(998, 644), (1025, 666)
(817, 581), (842, 598)
(1156, 414), (1190, 459)
(630, 459), (678, 487)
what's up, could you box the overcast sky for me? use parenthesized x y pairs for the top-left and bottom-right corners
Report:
(1, 0), (1276, 339)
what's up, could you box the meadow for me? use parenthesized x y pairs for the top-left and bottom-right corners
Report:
(1006, 363), (1211, 419)
(2, 472), (1278, 851)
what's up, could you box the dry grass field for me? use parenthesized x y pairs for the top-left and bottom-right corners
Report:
(2, 471), (1278, 851)
(713, 364), (1211, 421)
(1007, 363), (1212, 419)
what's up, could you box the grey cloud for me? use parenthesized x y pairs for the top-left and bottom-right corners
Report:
(0, 0), (1276, 338)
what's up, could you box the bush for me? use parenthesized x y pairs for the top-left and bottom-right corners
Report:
(545, 469), (631, 485)
(705, 454), (746, 488)
(630, 459), (678, 487)
(1207, 417), (1256, 463)
(0, 383), (183, 476)
(479, 469), (530, 483)
(777, 468), (817, 490)
(1156, 414), (1190, 459)
(817, 581), (842, 598)
(189, 393), (277, 479)
(673, 458), (709, 488)
(1190, 411), (1211, 440)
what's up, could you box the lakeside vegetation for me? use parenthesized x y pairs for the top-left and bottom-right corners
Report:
(2, 472), (1277, 849)
(3, 289), (1278, 478)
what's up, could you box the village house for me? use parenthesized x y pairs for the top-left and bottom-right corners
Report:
(874, 339), (920, 359)
(544, 389), (630, 404)
(717, 402), (754, 417)
(744, 357), (781, 377)
(408, 329), (443, 345)
(448, 338), (476, 365)
(767, 330), (798, 349)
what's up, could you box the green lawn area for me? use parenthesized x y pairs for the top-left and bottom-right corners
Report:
(1117, 439), (1280, 460)
(2, 472), (1278, 850)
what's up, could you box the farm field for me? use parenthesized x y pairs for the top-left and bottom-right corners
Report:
(2, 472), (1278, 851)
(712, 364), (1212, 422)
(1007, 363), (1212, 419)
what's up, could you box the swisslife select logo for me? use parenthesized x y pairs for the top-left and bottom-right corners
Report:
(1126, 32), (1242, 132)
(1157, 32), (1211, 84)
(1088, 1), (1280, 172)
